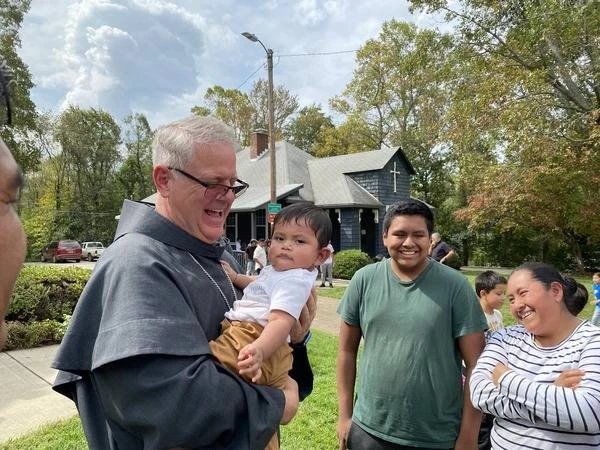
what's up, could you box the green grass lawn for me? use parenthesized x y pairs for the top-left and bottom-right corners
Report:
(316, 285), (346, 299)
(0, 416), (86, 450)
(1, 331), (341, 450)
(4, 269), (596, 449)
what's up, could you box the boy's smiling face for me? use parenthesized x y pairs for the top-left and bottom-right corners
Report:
(481, 284), (506, 311)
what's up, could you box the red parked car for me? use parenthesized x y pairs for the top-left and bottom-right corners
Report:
(40, 240), (82, 263)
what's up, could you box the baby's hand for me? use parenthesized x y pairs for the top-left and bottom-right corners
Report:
(238, 343), (264, 383)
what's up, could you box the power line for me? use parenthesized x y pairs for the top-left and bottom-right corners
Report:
(277, 49), (358, 57)
(236, 62), (266, 89)
(235, 49), (357, 89)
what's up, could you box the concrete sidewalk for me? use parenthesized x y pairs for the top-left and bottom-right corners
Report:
(0, 292), (344, 444)
(0, 345), (77, 443)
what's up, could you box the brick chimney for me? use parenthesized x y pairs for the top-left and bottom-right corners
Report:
(250, 129), (269, 159)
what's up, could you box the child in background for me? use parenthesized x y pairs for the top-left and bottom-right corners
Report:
(210, 202), (332, 450)
(474, 270), (507, 450)
(591, 272), (600, 327)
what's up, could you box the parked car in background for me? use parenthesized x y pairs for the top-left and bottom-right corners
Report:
(40, 240), (82, 263)
(81, 241), (105, 261)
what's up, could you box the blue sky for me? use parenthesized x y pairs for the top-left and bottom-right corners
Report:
(19, 0), (442, 128)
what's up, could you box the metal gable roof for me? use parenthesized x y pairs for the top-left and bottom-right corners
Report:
(307, 146), (415, 175)
(141, 143), (412, 210)
(236, 141), (314, 202)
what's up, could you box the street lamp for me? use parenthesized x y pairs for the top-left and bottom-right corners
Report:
(242, 32), (276, 208)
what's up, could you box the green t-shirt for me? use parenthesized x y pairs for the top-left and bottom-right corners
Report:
(337, 259), (486, 448)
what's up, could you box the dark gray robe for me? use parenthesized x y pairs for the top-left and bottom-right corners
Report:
(53, 200), (284, 450)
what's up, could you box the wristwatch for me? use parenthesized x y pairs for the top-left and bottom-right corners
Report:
(290, 331), (312, 349)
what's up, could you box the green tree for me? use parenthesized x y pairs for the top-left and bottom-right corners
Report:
(313, 115), (375, 157)
(198, 85), (253, 144)
(55, 106), (122, 244)
(0, 0), (39, 173)
(283, 104), (333, 153)
(248, 79), (299, 138)
(328, 20), (456, 206)
(410, 0), (600, 269)
(190, 105), (210, 117)
(19, 113), (72, 256)
(117, 113), (154, 200)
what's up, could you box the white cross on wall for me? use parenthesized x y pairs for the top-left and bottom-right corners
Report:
(390, 161), (401, 193)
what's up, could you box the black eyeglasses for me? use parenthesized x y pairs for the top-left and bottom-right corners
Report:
(0, 65), (12, 127)
(169, 167), (249, 199)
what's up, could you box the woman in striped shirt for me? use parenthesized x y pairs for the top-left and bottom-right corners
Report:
(470, 262), (600, 449)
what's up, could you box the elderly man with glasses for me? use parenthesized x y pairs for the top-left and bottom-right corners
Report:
(0, 66), (27, 350)
(53, 115), (312, 449)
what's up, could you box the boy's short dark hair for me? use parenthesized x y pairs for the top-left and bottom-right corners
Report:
(475, 270), (508, 296)
(383, 199), (434, 235)
(272, 202), (332, 248)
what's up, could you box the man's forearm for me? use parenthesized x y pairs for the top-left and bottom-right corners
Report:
(336, 352), (357, 420)
(457, 370), (482, 446)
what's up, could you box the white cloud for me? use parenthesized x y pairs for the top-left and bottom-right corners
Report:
(19, 0), (433, 128)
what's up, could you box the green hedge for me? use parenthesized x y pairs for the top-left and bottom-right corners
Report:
(332, 249), (373, 279)
(5, 265), (89, 350)
(7, 265), (91, 322)
(4, 319), (68, 351)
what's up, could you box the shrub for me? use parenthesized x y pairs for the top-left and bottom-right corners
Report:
(4, 319), (65, 350)
(333, 249), (372, 279)
(7, 265), (91, 322)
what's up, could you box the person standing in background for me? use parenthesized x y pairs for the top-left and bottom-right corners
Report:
(591, 272), (600, 327)
(429, 232), (457, 265)
(245, 239), (257, 275)
(254, 238), (267, 275)
(320, 241), (335, 288)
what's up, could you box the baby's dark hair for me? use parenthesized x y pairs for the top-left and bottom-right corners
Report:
(475, 270), (508, 296)
(272, 202), (332, 248)
(513, 262), (588, 316)
(383, 199), (434, 234)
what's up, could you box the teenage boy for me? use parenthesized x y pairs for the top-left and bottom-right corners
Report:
(474, 270), (507, 450)
(337, 199), (487, 450)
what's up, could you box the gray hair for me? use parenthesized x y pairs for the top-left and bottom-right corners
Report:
(152, 115), (236, 168)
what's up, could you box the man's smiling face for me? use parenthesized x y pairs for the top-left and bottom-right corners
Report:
(383, 214), (431, 281)
(165, 142), (237, 244)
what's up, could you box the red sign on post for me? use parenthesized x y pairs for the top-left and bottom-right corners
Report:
(268, 213), (277, 224)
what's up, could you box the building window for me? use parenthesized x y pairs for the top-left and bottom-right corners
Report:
(226, 214), (236, 242)
(255, 209), (266, 239)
